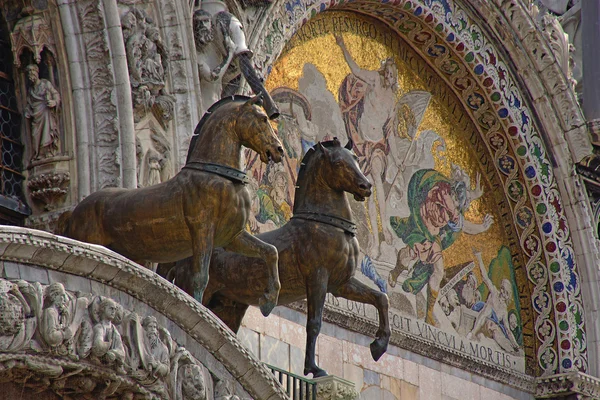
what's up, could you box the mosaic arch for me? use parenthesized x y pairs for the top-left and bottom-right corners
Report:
(247, 0), (592, 379)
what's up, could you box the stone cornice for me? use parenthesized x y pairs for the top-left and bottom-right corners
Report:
(536, 372), (600, 399)
(0, 226), (288, 400)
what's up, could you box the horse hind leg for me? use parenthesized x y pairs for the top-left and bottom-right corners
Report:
(304, 270), (329, 378)
(206, 294), (249, 333)
(223, 230), (280, 317)
(332, 277), (390, 361)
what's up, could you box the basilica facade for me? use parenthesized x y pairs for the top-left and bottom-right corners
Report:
(0, 0), (598, 399)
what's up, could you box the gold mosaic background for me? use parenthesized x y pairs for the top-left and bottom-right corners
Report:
(266, 11), (510, 277)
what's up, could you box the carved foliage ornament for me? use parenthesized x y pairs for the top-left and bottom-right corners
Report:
(0, 278), (216, 399)
(121, 8), (174, 126)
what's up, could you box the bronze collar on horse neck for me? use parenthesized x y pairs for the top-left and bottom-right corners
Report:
(292, 211), (357, 236)
(183, 162), (249, 184)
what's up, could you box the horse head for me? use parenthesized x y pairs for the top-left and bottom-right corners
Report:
(318, 138), (372, 201)
(236, 95), (284, 164)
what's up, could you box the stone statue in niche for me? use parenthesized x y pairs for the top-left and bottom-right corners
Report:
(121, 8), (174, 125)
(145, 149), (163, 186)
(24, 63), (61, 161)
(0, 279), (37, 352)
(90, 297), (126, 374)
(40, 282), (89, 359)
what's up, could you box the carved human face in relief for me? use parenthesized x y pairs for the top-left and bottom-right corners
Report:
(100, 299), (117, 321)
(193, 10), (214, 49)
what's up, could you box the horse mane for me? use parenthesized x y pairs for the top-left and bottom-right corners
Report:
(186, 95), (253, 164)
(293, 139), (340, 213)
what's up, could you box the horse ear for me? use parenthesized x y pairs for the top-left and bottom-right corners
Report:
(345, 137), (353, 150)
(245, 94), (263, 107)
(317, 142), (331, 158)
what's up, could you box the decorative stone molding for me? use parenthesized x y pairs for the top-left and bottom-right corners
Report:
(10, 12), (56, 67)
(0, 226), (288, 400)
(536, 372), (600, 399)
(76, 0), (121, 190)
(314, 375), (358, 400)
(27, 172), (70, 211)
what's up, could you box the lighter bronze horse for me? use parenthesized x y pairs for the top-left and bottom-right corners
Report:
(197, 138), (390, 377)
(59, 95), (284, 315)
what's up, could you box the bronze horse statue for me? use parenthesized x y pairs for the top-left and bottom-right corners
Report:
(196, 138), (390, 377)
(59, 95), (284, 315)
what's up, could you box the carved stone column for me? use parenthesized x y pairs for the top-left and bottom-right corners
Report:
(314, 375), (359, 400)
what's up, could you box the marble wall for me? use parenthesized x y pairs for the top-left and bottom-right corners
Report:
(238, 306), (533, 400)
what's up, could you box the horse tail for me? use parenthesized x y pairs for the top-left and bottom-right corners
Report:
(56, 210), (72, 236)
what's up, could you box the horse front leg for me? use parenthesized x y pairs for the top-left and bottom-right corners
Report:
(304, 270), (328, 378)
(184, 225), (215, 303)
(332, 277), (390, 361)
(223, 230), (280, 316)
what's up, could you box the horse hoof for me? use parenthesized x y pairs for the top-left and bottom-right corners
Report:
(303, 367), (327, 378)
(259, 297), (276, 317)
(370, 339), (388, 361)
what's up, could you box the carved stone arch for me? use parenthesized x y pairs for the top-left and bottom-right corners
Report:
(248, 0), (596, 379)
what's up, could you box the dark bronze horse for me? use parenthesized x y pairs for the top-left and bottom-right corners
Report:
(199, 138), (390, 377)
(59, 96), (284, 315)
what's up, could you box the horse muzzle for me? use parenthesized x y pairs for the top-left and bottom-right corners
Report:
(353, 181), (372, 201)
(264, 146), (284, 163)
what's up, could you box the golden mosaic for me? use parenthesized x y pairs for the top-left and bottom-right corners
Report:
(248, 11), (525, 373)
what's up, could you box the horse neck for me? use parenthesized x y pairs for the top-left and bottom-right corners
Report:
(293, 156), (353, 221)
(189, 110), (242, 169)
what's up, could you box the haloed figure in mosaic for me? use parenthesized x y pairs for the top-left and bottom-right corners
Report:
(335, 33), (400, 255)
(24, 64), (61, 161)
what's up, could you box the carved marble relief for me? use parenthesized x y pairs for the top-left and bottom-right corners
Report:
(533, 0), (581, 92)
(0, 277), (231, 399)
(121, 7), (175, 188)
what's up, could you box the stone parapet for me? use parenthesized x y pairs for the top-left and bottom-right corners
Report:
(0, 226), (288, 400)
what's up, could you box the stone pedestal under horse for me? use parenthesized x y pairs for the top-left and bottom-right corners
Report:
(58, 95), (284, 315)
(196, 138), (390, 377)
